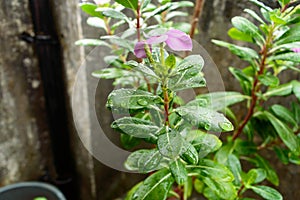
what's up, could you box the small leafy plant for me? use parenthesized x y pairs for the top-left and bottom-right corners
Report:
(78, 0), (300, 199)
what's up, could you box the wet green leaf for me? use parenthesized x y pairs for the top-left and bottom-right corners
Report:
(188, 91), (247, 111)
(226, 154), (242, 185)
(158, 130), (185, 159)
(169, 159), (188, 186)
(258, 74), (280, 87)
(250, 185), (283, 200)
(132, 169), (174, 200)
(92, 68), (132, 79)
(264, 111), (300, 154)
(75, 39), (109, 46)
(231, 16), (264, 44)
(169, 55), (205, 91)
(176, 106), (234, 132)
(106, 89), (162, 112)
(125, 149), (164, 173)
(111, 117), (159, 139)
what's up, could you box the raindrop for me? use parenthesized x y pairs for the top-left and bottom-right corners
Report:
(137, 99), (149, 106)
(204, 123), (211, 131)
(219, 122), (233, 131)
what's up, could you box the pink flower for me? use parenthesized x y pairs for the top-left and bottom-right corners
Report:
(292, 48), (300, 53)
(134, 29), (193, 58)
(93, 0), (110, 5)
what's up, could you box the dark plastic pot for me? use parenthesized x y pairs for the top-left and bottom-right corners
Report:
(0, 182), (66, 200)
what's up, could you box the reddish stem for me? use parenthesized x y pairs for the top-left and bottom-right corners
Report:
(232, 45), (268, 140)
(189, 0), (205, 39)
(136, 2), (141, 41)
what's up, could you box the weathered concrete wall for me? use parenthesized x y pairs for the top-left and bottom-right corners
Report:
(50, 0), (97, 199)
(0, 0), (53, 185)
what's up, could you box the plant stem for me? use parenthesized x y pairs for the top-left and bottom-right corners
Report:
(136, 1), (141, 41)
(163, 87), (170, 126)
(189, 0), (205, 39)
(232, 27), (274, 140)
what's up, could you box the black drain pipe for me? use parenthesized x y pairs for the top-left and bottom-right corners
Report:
(22, 0), (78, 199)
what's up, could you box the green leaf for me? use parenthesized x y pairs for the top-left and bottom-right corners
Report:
(252, 154), (279, 186)
(141, 0), (151, 10)
(115, 0), (138, 10)
(173, 22), (191, 34)
(226, 154), (242, 185)
(264, 111), (300, 154)
(125, 182), (143, 200)
(194, 179), (205, 194)
(263, 81), (293, 98)
(229, 67), (253, 95)
(188, 91), (247, 111)
(144, 3), (172, 21)
(169, 159), (188, 186)
(121, 133), (141, 149)
(278, 0), (291, 6)
(270, 104), (298, 131)
(125, 149), (163, 173)
(273, 146), (289, 164)
(165, 54), (176, 69)
(270, 52), (300, 62)
(87, 17), (106, 30)
(234, 139), (257, 156)
(250, 185), (283, 200)
(133, 169), (174, 200)
(243, 168), (266, 187)
(111, 117), (159, 139)
(166, 11), (188, 21)
(169, 1), (194, 10)
(189, 159), (235, 182)
(276, 25), (300, 45)
(100, 8), (128, 20)
(176, 106), (234, 132)
(258, 74), (280, 87)
(79, 2), (102, 18)
(191, 160), (236, 199)
(180, 143), (199, 164)
(292, 102), (300, 124)
(183, 177), (193, 200)
(249, 0), (272, 11)
(212, 40), (259, 62)
(75, 39), (109, 46)
(158, 130), (186, 159)
(185, 130), (222, 158)
(169, 55), (206, 91)
(244, 8), (265, 24)
(228, 27), (253, 43)
(231, 16), (264, 44)
(293, 80), (300, 101)
(106, 89), (162, 112)
(92, 68), (132, 79)
(215, 142), (235, 165)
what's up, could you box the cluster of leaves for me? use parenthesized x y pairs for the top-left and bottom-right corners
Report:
(77, 0), (300, 199)
(211, 0), (300, 199)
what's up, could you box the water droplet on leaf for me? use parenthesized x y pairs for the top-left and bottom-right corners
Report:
(219, 122), (233, 131)
(137, 99), (148, 106)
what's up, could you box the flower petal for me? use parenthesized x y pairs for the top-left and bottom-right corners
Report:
(165, 29), (192, 51)
(292, 48), (300, 53)
(146, 35), (168, 45)
(134, 41), (148, 58)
